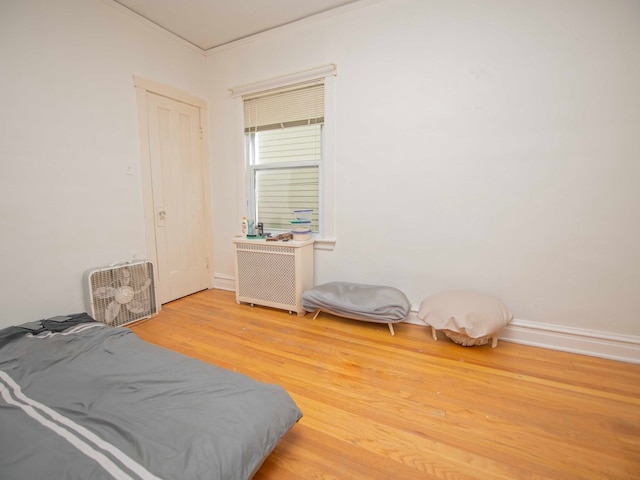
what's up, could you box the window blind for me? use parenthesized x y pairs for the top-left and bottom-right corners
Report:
(244, 80), (324, 133)
(255, 124), (322, 165)
(255, 166), (319, 230)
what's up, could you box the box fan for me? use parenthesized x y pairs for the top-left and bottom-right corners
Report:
(84, 260), (158, 326)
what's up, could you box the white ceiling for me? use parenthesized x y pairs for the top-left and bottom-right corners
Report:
(113, 0), (361, 50)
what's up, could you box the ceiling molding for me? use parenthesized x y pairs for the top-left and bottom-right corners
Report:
(101, 0), (206, 55)
(202, 0), (386, 55)
(103, 0), (387, 56)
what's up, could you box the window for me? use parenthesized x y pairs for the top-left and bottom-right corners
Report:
(232, 64), (337, 248)
(244, 80), (324, 233)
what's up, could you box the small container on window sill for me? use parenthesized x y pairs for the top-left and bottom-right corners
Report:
(292, 230), (312, 241)
(293, 209), (313, 221)
(291, 220), (311, 232)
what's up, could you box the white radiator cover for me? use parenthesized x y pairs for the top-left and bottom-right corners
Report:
(233, 239), (314, 316)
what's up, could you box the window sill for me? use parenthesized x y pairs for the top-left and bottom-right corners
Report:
(313, 237), (336, 251)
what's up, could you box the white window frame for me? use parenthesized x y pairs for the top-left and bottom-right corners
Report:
(231, 64), (337, 250)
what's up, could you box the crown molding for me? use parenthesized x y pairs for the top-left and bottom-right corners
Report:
(204, 0), (387, 56)
(101, 0), (206, 55)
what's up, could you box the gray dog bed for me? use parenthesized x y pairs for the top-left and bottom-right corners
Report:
(301, 282), (411, 335)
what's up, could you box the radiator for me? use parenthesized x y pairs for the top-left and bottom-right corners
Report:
(233, 239), (314, 316)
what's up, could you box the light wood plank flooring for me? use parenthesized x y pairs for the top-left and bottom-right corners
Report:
(130, 289), (640, 479)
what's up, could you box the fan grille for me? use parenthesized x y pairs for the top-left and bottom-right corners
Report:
(87, 261), (157, 327)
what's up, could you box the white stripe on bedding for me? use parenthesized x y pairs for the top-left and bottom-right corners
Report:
(0, 370), (161, 480)
(26, 322), (105, 339)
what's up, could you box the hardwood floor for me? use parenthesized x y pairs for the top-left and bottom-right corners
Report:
(130, 289), (640, 479)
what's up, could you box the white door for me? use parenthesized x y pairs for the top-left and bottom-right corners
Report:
(146, 92), (209, 303)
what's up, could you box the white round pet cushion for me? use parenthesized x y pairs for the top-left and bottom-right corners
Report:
(417, 291), (513, 346)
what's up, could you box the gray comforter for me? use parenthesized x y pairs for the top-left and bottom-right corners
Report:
(0, 314), (302, 480)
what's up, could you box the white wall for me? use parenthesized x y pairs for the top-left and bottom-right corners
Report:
(0, 0), (205, 327)
(206, 0), (640, 337)
(1, 0), (638, 343)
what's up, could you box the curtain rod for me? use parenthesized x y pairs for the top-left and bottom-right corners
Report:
(230, 63), (337, 97)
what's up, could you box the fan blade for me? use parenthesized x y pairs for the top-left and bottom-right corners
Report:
(105, 301), (121, 324)
(135, 279), (152, 294)
(126, 298), (150, 314)
(94, 286), (117, 299)
(118, 267), (131, 286)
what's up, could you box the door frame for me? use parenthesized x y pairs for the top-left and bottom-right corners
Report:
(133, 76), (213, 302)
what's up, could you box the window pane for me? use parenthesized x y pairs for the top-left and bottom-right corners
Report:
(255, 166), (319, 231)
(254, 124), (321, 165)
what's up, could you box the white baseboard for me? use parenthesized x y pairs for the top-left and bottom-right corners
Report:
(403, 312), (640, 364)
(208, 277), (640, 365)
(212, 273), (235, 292)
